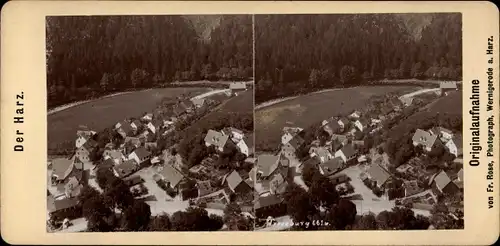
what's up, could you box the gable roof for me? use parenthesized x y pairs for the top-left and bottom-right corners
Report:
(339, 144), (357, 158)
(82, 138), (98, 151)
(434, 170), (452, 191)
(114, 159), (138, 178)
(302, 156), (321, 167)
(338, 117), (350, 125)
(440, 81), (457, 89)
(324, 120), (341, 132)
(356, 118), (370, 127)
(47, 196), (79, 213)
(229, 82), (246, 90)
(133, 147), (151, 160)
(331, 134), (348, 144)
(412, 129), (438, 149)
(367, 163), (391, 186)
(257, 154), (280, 177)
(52, 158), (80, 181)
(159, 164), (184, 188)
(204, 130), (229, 149)
(288, 134), (305, 149)
(226, 170), (244, 192)
(320, 157), (344, 176)
(118, 121), (133, 134)
(76, 130), (94, 140)
(254, 195), (284, 209)
(132, 119), (142, 127)
(106, 149), (124, 160)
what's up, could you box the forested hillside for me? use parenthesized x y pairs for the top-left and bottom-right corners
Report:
(255, 13), (462, 103)
(46, 15), (252, 108)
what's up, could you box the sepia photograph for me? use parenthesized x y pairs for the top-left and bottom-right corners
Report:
(254, 13), (464, 231)
(46, 15), (255, 232)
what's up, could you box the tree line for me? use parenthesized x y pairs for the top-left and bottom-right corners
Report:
(255, 13), (462, 103)
(46, 15), (252, 108)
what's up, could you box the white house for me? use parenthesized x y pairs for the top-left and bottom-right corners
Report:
(128, 147), (151, 164)
(430, 126), (454, 143)
(337, 118), (350, 131)
(445, 134), (463, 157)
(103, 149), (126, 165)
(349, 111), (361, 119)
(334, 144), (357, 163)
(142, 113), (153, 122)
(236, 138), (250, 156)
(412, 129), (439, 152)
(204, 129), (229, 152)
(223, 127), (244, 142)
(75, 130), (95, 149)
(281, 132), (295, 145)
(146, 122), (156, 134)
(354, 118), (369, 132)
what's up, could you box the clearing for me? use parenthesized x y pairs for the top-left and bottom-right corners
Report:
(48, 87), (209, 153)
(255, 86), (418, 151)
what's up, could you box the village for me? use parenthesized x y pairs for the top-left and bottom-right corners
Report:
(46, 82), (255, 232)
(252, 82), (464, 230)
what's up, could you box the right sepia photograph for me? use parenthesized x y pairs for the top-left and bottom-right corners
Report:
(253, 13), (463, 231)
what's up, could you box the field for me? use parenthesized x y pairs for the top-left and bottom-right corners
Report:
(255, 86), (418, 151)
(182, 89), (254, 134)
(48, 87), (209, 153)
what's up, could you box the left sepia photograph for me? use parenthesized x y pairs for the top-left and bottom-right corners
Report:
(46, 15), (255, 232)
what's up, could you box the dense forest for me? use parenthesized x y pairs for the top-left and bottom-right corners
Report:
(46, 15), (252, 108)
(255, 13), (462, 103)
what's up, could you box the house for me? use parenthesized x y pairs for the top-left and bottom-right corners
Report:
(281, 126), (303, 145)
(128, 147), (151, 164)
(103, 149), (126, 165)
(229, 82), (247, 95)
(204, 129), (229, 152)
(337, 117), (350, 131)
(432, 170), (459, 194)
(323, 120), (341, 136)
(430, 126), (454, 143)
(445, 134), (463, 157)
(113, 159), (139, 178)
(349, 110), (362, 119)
(222, 127), (245, 142)
(354, 118), (370, 132)
(75, 130), (95, 148)
(334, 144), (357, 163)
(50, 158), (84, 185)
(142, 113), (154, 122)
(366, 163), (391, 188)
(404, 180), (421, 197)
(300, 156), (321, 169)
(456, 168), (463, 182)
(453, 168), (464, 189)
(146, 122), (156, 135)
(352, 140), (365, 149)
(399, 96), (414, 107)
(440, 81), (458, 95)
(256, 154), (281, 179)
(226, 170), (252, 194)
(196, 180), (213, 197)
(47, 195), (80, 218)
(269, 173), (285, 195)
(130, 119), (143, 133)
(309, 146), (332, 163)
(319, 157), (344, 177)
(158, 164), (185, 189)
(412, 129), (439, 152)
(236, 138), (250, 156)
(244, 134), (254, 156)
(64, 176), (83, 198)
(190, 98), (205, 108)
(75, 139), (97, 164)
(115, 120), (133, 138)
(254, 195), (286, 219)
